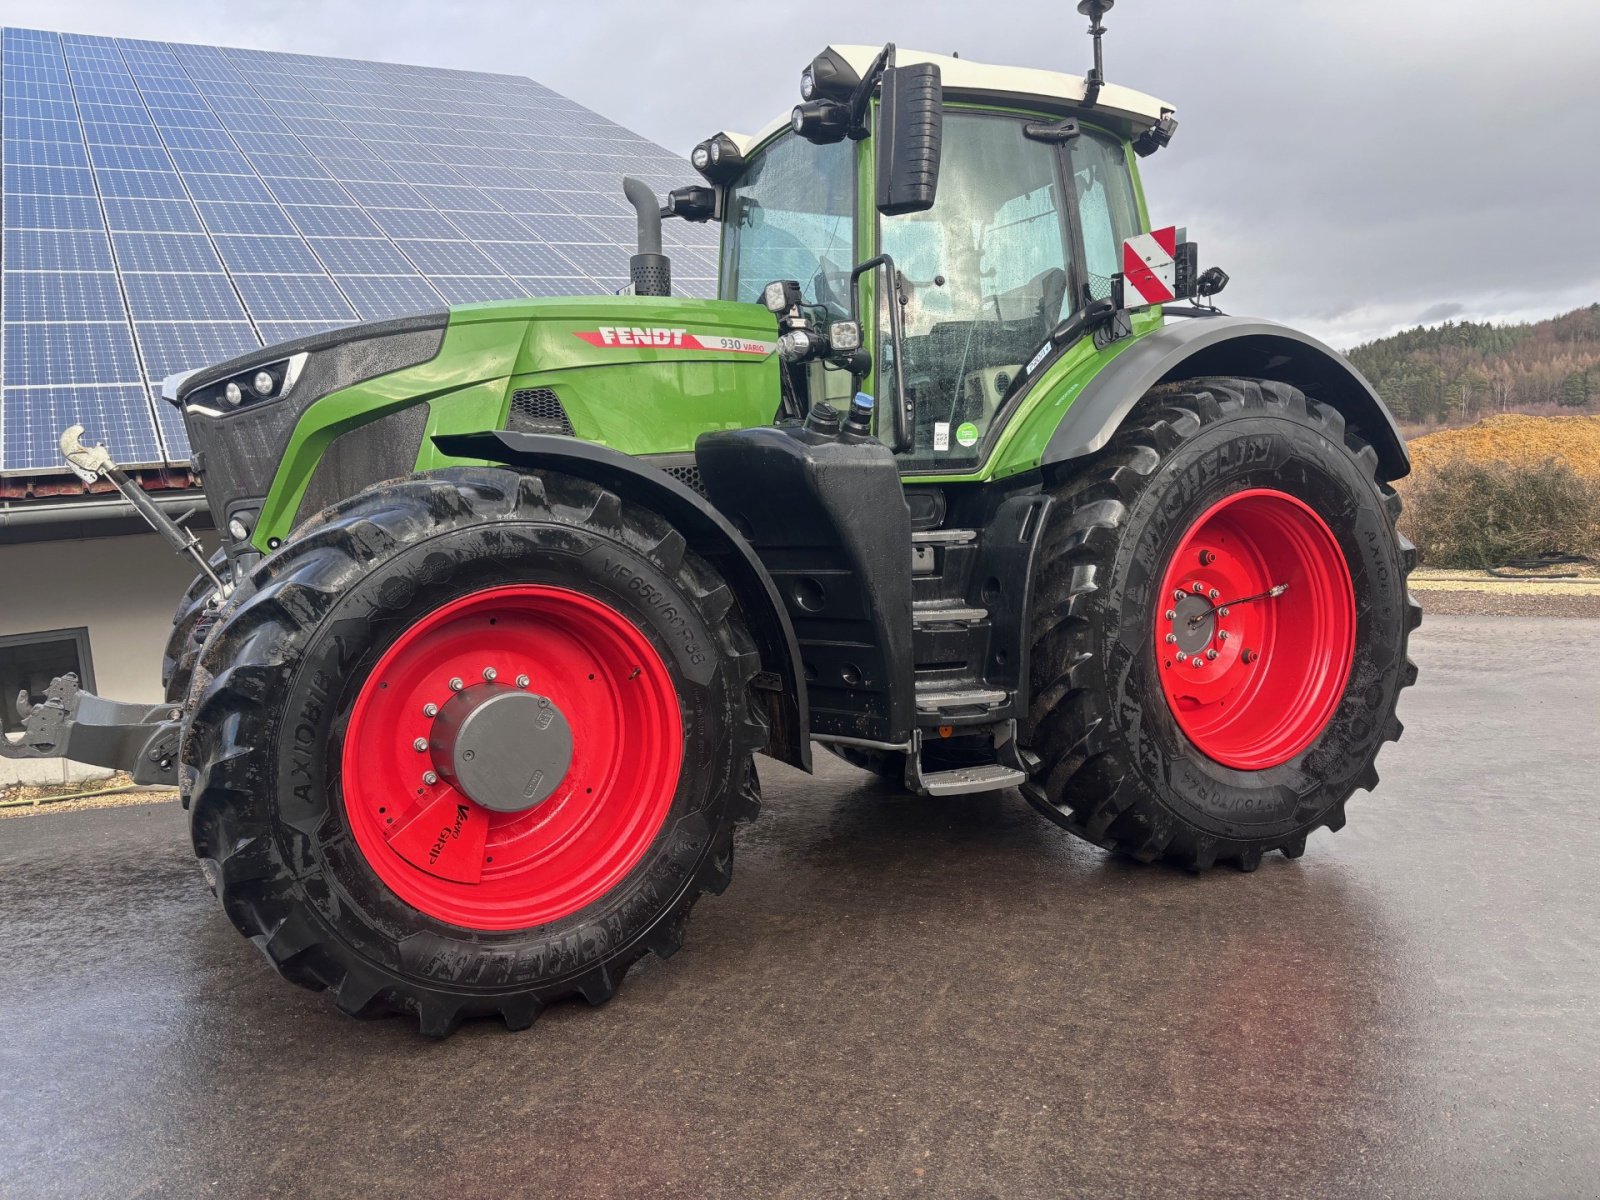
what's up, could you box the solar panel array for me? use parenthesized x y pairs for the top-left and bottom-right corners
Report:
(0, 27), (718, 475)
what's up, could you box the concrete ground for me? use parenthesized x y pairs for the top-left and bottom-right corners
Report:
(2, 615), (1596, 1199)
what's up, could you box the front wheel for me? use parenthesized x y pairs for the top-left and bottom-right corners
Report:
(1022, 378), (1420, 870)
(183, 467), (766, 1034)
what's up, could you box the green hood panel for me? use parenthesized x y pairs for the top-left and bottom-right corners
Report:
(253, 296), (782, 548)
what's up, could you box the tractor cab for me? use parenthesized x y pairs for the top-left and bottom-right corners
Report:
(658, 43), (1177, 474)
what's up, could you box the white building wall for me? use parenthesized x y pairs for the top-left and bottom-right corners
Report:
(1, 532), (201, 786)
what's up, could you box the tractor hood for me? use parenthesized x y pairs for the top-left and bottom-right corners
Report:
(168, 295), (782, 553)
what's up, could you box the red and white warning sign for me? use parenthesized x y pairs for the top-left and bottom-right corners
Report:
(1121, 226), (1180, 306)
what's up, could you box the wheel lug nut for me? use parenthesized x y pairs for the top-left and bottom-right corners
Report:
(1218, 630), (1230, 641)
(1199, 550), (1215, 566)
(1243, 649), (1257, 664)
(1205, 649), (1218, 661)
(449, 677), (464, 692)
(1208, 589), (1220, 600)
(482, 667), (497, 682)
(422, 702), (439, 718)
(1191, 657), (1204, 668)
(422, 770), (438, 785)
(1176, 651), (1187, 662)
(515, 674), (530, 689)
(1165, 609), (1177, 620)
(1174, 590), (1186, 602)
(1165, 633), (1177, 644)
(1219, 607), (1230, 617)
(1193, 583), (1205, 594)
(412, 738), (428, 752)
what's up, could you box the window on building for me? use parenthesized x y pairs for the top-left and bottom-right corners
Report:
(0, 628), (95, 734)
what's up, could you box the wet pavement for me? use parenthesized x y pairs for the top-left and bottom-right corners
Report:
(2, 614), (1597, 1199)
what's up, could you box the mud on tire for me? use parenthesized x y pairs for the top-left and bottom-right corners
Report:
(1021, 377), (1420, 871)
(183, 467), (766, 1035)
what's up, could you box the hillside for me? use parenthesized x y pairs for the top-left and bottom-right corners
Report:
(1346, 304), (1600, 426)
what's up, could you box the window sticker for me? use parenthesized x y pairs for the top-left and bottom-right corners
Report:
(933, 421), (950, 452)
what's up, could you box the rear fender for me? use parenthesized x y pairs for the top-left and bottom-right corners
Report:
(1043, 314), (1410, 480)
(433, 431), (811, 770)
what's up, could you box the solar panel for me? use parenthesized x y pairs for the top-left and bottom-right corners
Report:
(0, 27), (717, 475)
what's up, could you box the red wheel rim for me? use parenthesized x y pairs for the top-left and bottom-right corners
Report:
(341, 585), (683, 930)
(1153, 489), (1355, 770)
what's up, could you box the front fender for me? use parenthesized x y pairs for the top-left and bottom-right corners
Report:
(433, 431), (812, 771)
(1043, 313), (1410, 480)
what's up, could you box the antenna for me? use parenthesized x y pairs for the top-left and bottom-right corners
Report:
(1077, 0), (1113, 108)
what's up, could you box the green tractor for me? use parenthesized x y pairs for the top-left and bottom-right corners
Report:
(3, 15), (1418, 1036)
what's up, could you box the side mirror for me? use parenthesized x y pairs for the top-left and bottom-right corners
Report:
(875, 63), (941, 216)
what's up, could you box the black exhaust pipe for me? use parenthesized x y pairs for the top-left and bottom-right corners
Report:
(622, 176), (671, 297)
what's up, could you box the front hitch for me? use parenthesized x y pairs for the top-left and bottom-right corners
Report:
(1, 674), (181, 786)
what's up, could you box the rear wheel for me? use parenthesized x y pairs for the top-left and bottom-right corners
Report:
(1022, 378), (1419, 870)
(183, 467), (765, 1034)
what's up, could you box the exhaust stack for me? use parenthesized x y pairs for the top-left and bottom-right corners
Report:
(622, 176), (672, 297)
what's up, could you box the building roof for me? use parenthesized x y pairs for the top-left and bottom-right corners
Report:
(0, 27), (714, 479)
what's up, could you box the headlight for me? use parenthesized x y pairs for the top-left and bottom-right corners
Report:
(829, 320), (862, 353)
(180, 352), (306, 416)
(778, 328), (824, 362)
(709, 139), (721, 165)
(800, 68), (816, 100)
(691, 143), (711, 171)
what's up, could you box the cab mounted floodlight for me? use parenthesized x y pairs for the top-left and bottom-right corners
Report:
(690, 133), (746, 184)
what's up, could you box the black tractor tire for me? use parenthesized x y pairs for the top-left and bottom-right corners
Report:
(1021, 377), (1420, 871)
(182, 467), (766, 1035)
(161, 547), (228, 704)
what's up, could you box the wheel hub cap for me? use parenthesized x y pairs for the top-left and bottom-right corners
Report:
(429, 685), (573, 813)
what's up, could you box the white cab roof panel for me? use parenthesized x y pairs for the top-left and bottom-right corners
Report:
(733, 44), (1175, 152)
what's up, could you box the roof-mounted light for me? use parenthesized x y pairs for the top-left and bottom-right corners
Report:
(801, 48), (860, 103)
(791, 100), (850, 144)
(691, 133), (745, 184)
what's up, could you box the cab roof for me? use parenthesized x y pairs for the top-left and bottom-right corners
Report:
(731, 44), (1175, 152)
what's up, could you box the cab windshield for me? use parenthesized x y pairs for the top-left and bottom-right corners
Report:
(719, 132), (855, 315)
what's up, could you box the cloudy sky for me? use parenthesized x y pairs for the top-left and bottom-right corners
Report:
(7, 0), (1597, 348)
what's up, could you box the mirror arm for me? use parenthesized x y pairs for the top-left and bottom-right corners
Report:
(849, 252), (913, 452)
(847, 43), (895, 137)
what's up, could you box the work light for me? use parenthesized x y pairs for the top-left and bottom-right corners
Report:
(829, 320), (862, 353)
(762, 279), (803, 314)
(791, 100), (850, 144)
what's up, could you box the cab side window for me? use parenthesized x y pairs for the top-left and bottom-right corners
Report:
(1069, 131), (1142, 305)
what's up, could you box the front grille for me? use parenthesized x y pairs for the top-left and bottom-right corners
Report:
(664, 464), (706, 496)
(508, 387), (574, 436)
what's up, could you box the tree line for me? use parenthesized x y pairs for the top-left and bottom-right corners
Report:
(1345, 303), (1600, 425)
